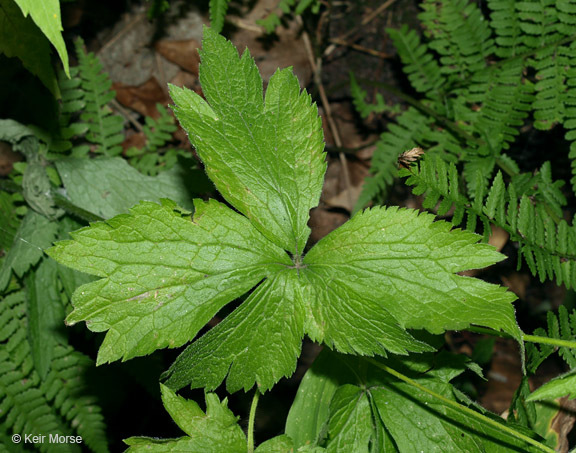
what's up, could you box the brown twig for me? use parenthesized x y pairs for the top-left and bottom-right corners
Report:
(331, 0), (397, 46)
(300, 18), (353, 210)
(110, 98), (143, 132)
(97, 13), (147, 56)
(328, 38), (392, 59)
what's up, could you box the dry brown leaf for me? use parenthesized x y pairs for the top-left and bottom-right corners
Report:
(481, 339), (523, 414)
(489, 224), (509, 252)
(114, 77), (168, 118)
(325, 185), (364, 212)
(0, 142), (22, 176)
(500, 273), (529, 300)
(122, 131), (147, 152)
(155, 39), (201, 75)
(169, 70), (201, 92)
(308, 207), (348, 245)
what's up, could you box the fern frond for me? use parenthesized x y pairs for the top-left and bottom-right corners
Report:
(516, 0), (562, 48)
(531, 44), (572, 130)
(387, 25), (446, 101)
(0, 291), (109, 452)
(74, 38), (124, 156)
(125, 104), (185, 175)
(47, 67), (88, 155)
(471, 61), (535, 150)
(256, 0), (320, 33)
(526, 306), (576, 372)
(42, 346), (109, 453)
(487, 0), (530, 57)
(349, 73), (401, 118)
(419, 0), (494, 81)
(355, 108), (433, 212)
(0, 292), (73, 452)
(562, 42), (576, 192)
(402, 155), (576, 288)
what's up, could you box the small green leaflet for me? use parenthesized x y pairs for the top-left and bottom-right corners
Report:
(287, 350), (544, 452)
(124, 385), (246, 452)
(56, 157), (211, 219)
(526, 370), (576, 402)
(0, 210), (59, 292)
(49, 27), (521, 394)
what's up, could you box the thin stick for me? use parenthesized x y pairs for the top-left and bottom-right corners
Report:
(110, 99), (143, 132)
(97, 13), (146, 56)
(334, 0), (398, 43)
(300, 20), (353, 210)
(328, 38), (392, 59)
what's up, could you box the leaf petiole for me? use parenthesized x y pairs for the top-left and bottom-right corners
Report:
(467, 326), (576, 350)
(247, 388), (261, 453)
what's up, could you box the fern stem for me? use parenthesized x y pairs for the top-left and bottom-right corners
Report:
(457, 33), (576, 90)
(357, 78), (483, 147)
(365, 358), (554, 453)
(247, 388), (260, 453)
(467, 326), (576, 350)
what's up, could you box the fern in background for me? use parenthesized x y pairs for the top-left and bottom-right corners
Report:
(355, 0), (576, 291)
(72, 38), (124, 157)
(401, 155), (576, 288)
(125, 104), (186, 176)
(0, 288), (108, 452)
(526, 306), (576, 374)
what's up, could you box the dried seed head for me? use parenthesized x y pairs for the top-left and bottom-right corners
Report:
(398, 147), (425, 169)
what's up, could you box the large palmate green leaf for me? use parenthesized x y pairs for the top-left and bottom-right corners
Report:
(303, 206), (521, 340)
(49, 27), (521, 394)
(49, 198), (290, 365)
(170, 26), (325, 254)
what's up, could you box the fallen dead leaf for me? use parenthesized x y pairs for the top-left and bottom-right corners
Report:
(308, 207), (348, 245)
(500, 272), (529, 300)
(169, 71), (201, 93)
(122, 130), (147, 152)
(489, 224), (509, 252)
(155, 39), (201, 75)
(0, 142), (22, 176)
(482, 339), (523, 414)
(114, 77), (168, 118)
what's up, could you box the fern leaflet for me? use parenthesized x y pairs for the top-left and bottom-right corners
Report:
(402, 155), (576, 289)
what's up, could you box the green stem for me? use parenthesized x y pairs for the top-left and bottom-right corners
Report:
(467, 326), (576, 350)
(247, 389), (261, 453)
(523, 333), (576, 349)
(365, 358), (554, 453)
